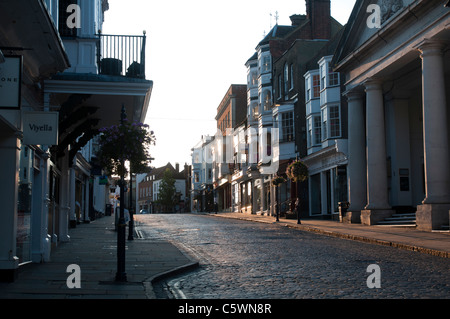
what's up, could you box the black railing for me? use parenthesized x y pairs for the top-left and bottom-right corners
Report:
(97, 31), (146, 79)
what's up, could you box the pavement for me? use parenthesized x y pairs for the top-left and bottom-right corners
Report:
(0, 212), (448, 299)
(0, 215), (198, 299)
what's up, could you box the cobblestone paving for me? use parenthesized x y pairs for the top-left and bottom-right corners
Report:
(136, 214), (450, 299)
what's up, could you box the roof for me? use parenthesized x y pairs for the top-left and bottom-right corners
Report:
(257, 24), (299, 47)
(148, 162), (186, 181)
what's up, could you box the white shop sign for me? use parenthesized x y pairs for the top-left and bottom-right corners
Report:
(0, 56), (22, 109)
(23, 111), (59, 145)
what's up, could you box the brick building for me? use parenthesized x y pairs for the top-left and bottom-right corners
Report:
(213, 84), (247, 212)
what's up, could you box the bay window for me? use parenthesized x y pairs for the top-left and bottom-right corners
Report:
(321, 104), (341, 141)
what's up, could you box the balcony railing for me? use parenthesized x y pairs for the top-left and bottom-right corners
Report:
(97, 32), (146, 79)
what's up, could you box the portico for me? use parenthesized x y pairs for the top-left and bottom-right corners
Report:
(333, 0), (450, 230)
(415, 39), (450, 230)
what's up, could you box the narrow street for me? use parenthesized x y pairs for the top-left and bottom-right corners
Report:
(135, 214), (450, 299)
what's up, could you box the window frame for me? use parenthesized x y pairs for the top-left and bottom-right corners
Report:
(280, 111), (294, 143)
(328, 104), (341, 138)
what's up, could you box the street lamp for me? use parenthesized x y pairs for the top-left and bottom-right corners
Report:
(116, 104), (127, 282)
(128, 169), (134, 241)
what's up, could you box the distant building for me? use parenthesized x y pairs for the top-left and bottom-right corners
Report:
(138, 163), (187, 213)
(191, 135), (215, 212)
(213, 84), (247, 212)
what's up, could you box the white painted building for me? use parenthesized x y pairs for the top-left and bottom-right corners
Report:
(303, 55), (348, 219)
(191, 135), (214, 212)
(0, 0), (152, 281)
(0, 0), (70, 281)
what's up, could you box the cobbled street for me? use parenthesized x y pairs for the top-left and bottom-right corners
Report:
(135, 214), (450, 299)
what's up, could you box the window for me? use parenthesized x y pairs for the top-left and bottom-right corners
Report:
(262, 56), (270, 72)
(252, 102), (259, 119)
(284, 63), (289, 99)
(307, 118), (312, 148)
(290, 64), (294, 90)
(329, 105), (341, 138)
(263, 90), (272, 111)
(278, 75), (282, 100)
(328, 66), (339, 86)
(312, 75), (320, 98)
(313, 116), (321, 145)
(251, 72), (258, 86)
(321, 108), (327, 141)
(281, 112), (294, 142)
(321, 64), (326, 91)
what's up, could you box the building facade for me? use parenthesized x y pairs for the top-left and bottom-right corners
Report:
(333, 0), (450, 230)
(139, 163), (187, 213)
(303, 54), (348, 219)
(191, 135), (215, 212)
(213, 85), (247, 212)
(0, 0), (70, 281)
(0, 0), (152, 282)
(240, 0), (343, 218)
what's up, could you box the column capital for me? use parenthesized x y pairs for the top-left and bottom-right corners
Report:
(343, 89), (364, 101)
(363, 78), (383, 91)
(415, 39), (447, 58)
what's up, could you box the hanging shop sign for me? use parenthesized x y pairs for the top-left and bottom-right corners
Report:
(23, 111), (59, 145)
(0, 56), (22, 109)
(99, 175), (108, 185)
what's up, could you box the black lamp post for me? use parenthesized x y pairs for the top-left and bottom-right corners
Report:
(128, 169), (134, 241)
(275, 185), (280, 222)
(116, 104), (127, 282)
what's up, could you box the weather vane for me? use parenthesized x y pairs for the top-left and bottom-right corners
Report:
(269, 11), (279, 29)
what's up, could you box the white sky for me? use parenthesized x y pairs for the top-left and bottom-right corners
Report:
(102, 0), (356, 169)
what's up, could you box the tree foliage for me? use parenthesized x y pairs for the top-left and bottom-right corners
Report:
(157, 168), (177, 211)
(96, 119), (155, 176)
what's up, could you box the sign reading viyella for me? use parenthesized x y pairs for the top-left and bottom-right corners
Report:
(23, 111), (59, 145)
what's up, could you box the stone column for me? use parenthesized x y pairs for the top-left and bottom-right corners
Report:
(361, 79), (393, 225)
(260, 177), (266, 214)
(58, 153), (71, 242)
(345, 91), (367, 223)
(31, 150), (52, 263)
(0, 134), (20, 282)
(415, 39), (450, 230)
(320, 171), (328, 215)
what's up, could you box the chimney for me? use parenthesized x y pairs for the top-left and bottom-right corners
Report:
(176, 163), (179, 172)
(305, 0), (331, 39)
(290, 14), (307, 26)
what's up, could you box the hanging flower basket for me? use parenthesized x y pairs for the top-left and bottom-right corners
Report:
(286, 160), (308, 183)
(271, 175), (286, 187)
(96, 120), (155, 176)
